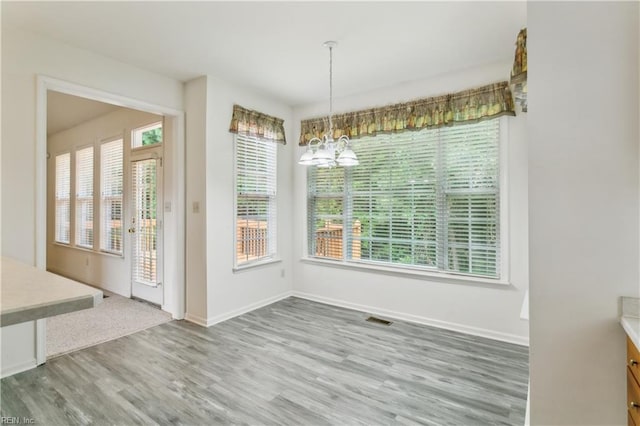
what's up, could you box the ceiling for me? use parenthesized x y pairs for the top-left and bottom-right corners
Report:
(4, 1), (526, 107)
(47, 91), (121, 136)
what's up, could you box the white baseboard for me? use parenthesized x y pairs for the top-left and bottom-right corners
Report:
(186, 291), (294, 328)
(292, 291), (530, 347)
(1, 358), (37, 379)
(184, 312), (209, 327)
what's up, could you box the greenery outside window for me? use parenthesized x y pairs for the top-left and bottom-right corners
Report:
(132, 122), (162, 148)
(307, 119), (502, 279)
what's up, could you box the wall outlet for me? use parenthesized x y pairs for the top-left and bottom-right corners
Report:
(281, 269), (285, 278)
(85, 257), (89, 266)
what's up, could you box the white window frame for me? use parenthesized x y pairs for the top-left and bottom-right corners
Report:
(99, 137), (124, 255)
(233, 134), (280, 270)
(303, 117), (510, 285)
(75, 144), (95, 249)
(132, 121), (163, 150)
(54, 151), (72, 245)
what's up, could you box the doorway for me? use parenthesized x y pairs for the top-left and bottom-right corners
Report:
(36, 75), (185, 322)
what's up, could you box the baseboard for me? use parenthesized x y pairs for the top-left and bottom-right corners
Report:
(184, 313), (209, 327)
(292, 291), (530, 347)
(186, 291), (294, 328)
(1, 358), (37, 379)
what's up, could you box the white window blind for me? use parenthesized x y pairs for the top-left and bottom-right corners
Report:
(75, 146), (94, 249)
(54, 153), (71, 244)
(235, 134), (277, 266)
(100, 139), (123, 254)
(307, 119), (501, 279)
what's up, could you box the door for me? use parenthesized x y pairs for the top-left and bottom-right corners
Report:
(129, 153), (163, 306)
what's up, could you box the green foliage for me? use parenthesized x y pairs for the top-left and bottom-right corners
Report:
(142, 128), (162, 146)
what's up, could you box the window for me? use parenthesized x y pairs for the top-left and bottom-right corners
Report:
(307, 119), (502, 279)
(234, 134), (277, 266)
(54, 152), (71, 244)
(132, 122), (162, 148)
(100, 139), (123, 254)
(75, 146), (94, 248)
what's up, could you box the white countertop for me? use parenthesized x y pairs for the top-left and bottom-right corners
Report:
(1, 257), (102, 326)
(622, 315), (640, 350)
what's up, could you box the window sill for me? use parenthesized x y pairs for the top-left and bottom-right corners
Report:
(233, 257), (282, 273)
(51, 242), (124, 259)
(300, 257), (510, 287)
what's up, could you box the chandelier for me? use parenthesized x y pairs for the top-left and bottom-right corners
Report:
(298, 41), (358, 168)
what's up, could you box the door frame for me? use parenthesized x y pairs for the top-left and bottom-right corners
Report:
(35, 75), (186, 363)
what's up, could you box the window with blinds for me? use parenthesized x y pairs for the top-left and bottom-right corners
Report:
(100, 139), (123, 254)
(75, 146), (94, 249)
(307, 119), (501, 279)
(55, 152), (71, 244)
(235, 134), (277, 266)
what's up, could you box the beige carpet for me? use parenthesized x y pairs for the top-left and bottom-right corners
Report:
(46, 291), (172, 358)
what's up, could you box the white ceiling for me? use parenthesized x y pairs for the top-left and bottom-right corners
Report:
(4, 1), (526, 107)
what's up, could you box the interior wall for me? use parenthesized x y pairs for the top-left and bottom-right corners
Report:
(528, 2), (639, 424)
(184, 74), (295, 325)
(292, 62), (530, 344)
(184, 76), (208, 323)
(46, 107), (163, 297)
(1, 27), (183, 266)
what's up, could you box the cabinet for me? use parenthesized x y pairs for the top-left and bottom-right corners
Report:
(628, 337), (640, 425)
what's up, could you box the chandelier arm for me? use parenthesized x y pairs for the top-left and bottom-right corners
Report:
(298, 41), (358, 168)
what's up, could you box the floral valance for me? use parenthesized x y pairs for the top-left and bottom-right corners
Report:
(299, 81), (515, 145)
(510, 28), (528, 112)
(229, 105), (286, 144)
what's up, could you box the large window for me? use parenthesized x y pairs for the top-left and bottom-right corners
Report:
(100, 139), (123, 254)
(235, 134), (277, 267)
(307, 119), (502, 279)
(54, 152), (71, 244)
(75, 146), (94, 249)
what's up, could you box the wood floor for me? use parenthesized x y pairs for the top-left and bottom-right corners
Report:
(1, 297), (529, 425)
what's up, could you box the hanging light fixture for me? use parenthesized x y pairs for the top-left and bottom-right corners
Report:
(298, 41), (358, 168)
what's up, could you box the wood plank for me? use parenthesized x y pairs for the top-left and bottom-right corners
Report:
(0, 297), (528, 424)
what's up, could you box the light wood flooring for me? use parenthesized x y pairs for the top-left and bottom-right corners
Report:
(1, 297), (529, 425)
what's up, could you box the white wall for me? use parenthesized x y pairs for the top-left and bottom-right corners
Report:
(0, 321), (37, 378)
(292, 62), (530, 344)
(184, 74), (294, 325)
(1, 28), (183, 266)
(184, 77), (209, 323)
(46, 107), (163, 296)
(528, 3), (639, 425)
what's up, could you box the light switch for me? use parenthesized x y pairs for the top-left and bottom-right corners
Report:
(192, 201), (200, 213)
(164, 201), (171, 212)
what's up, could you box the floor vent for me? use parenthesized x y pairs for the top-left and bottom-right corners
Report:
(366, 316), (392, 326)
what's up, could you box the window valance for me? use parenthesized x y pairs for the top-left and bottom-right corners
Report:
(229, 105), (286, 144)
(299, 81), (515, 146)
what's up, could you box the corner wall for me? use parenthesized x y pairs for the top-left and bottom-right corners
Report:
(292, 62), (530, 344)
(184, 75), (295, 325)
(528, 2), (639, 424)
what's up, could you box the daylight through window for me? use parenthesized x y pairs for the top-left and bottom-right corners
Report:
(307, 119), (501, 279)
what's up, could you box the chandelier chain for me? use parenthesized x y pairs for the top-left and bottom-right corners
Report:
(328, 45), (333, 134)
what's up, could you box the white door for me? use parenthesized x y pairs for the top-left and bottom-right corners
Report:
(129, 154), (163, 306)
